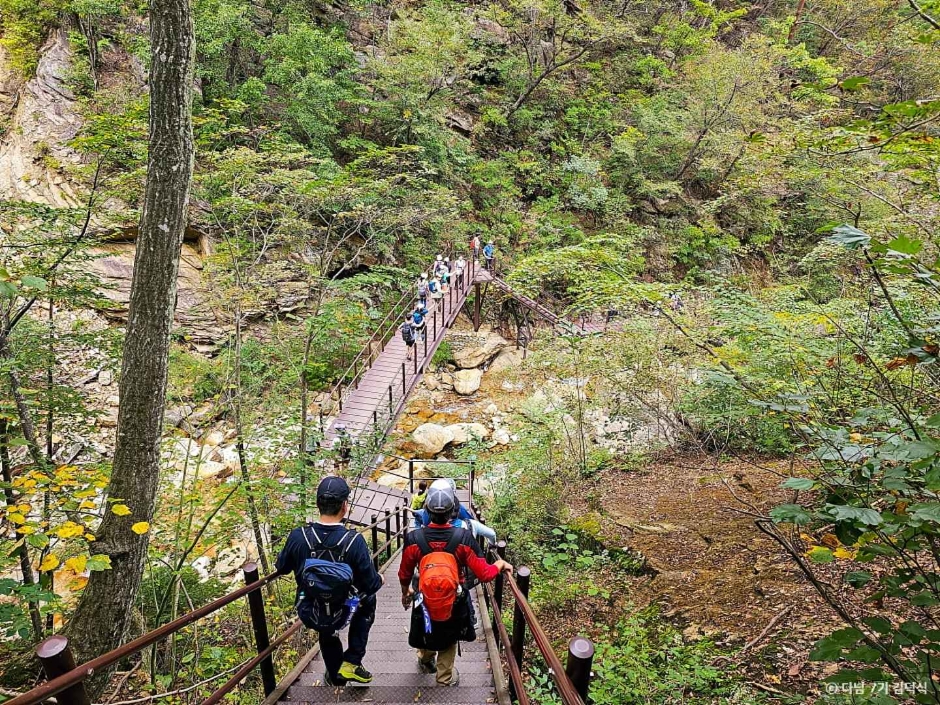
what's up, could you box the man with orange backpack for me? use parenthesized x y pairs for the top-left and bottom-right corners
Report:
(398, 482), (512, 686)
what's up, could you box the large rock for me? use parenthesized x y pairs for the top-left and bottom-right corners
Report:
(453, 333), (508, 369)
(489, 348), (524, 373)
(446, 423), (490, 445)
(453, 368), (483, 395)
(412, 423), (454, 455)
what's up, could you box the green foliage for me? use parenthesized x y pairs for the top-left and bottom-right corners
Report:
(431, 339), (453, 367)
(0, 0), (64, 75)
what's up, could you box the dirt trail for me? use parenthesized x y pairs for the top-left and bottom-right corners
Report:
(601, 453), (843, 688)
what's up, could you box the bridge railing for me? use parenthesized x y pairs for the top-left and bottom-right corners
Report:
(5, 566), (298, 705)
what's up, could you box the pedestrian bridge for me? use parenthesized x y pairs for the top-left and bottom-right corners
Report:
(8, 253), (602, 705)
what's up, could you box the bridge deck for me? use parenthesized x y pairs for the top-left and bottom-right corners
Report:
(276, 551), (502, 705)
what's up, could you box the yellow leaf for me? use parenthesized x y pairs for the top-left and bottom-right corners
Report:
(111, 504), (131, 516)
(79, 500), (95, 509)
(833, 547), (856, 560)
(65, 555), (87, 573)
(8, 512), (26, 525)
(56, 521), (85, 539)
(70, 576), (88, 591)
(131, 522), (150, 535)
(75, 489), (97, 499)
(84, 533), (96, 542)
(15, 503), (31, 513)
(39, 554), (60, 572)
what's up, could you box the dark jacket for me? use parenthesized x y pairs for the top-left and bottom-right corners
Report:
(277, 523), (382, 602)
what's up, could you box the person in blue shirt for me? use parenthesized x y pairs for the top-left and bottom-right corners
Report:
(412, 305), (427, 341)
(412, 479), (496, 544)
(276, 477), (384, 686)
(483, 241), (495, 270)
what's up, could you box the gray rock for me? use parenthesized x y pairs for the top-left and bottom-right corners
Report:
(445, 422), (490, 445)
(412, 423), (454, 455)
(453, 333), (508, 369)
(453, 368), (483, 395)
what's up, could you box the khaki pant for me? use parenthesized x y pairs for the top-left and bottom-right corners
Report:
(417, 643), (458, 685)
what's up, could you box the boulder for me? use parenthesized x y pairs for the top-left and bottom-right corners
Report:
(195, 460), (228, 480)
(446, 423), (490, 445)
(453, 333), (508, 369)
(492, 428), (511, 446)
(203, 429), (226, 447)
(488, 348), (524, 373)
(376, 472), (408, 490)
(453, 368), (483, 396)
(412, 423), (454, 455)
(98, 369), (113, 386)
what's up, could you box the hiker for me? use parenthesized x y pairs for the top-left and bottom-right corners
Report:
(669, 291), (684, 312)
(435, 256), (449, 280)
(428, 276), (443, 302)
(399, 482), (512, 686)
(483, 241), (495, 270)
(333, 423), (353, 473)
(412, 305), (427, 342)
(413, 479), (496, 544)
(470, 235), (481, 261)
(411, 480), (429, 511)
(276, 476), (383, 686)
(440, 263), (451, 293)
(401, 315), (417, 360)
(417, 273), (429, 309)
(454, 255), (467, 290)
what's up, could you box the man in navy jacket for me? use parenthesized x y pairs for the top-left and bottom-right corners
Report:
(276, 476), (384, 685)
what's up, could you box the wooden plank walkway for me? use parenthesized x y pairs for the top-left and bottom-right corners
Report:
(277, 551), (501, 705)
(323, 262), (480, 449)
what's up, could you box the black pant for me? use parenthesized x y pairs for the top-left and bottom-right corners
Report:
(319, 593), (377, 677)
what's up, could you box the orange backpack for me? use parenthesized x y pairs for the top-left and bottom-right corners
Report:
(415, 530), (462, 622)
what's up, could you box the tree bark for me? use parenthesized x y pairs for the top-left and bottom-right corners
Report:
(66, 0), (195, 693)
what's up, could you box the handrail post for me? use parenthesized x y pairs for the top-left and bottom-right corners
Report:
(243, 562), (277, 697)
(469, 462), (475, 505)
(402, 362), (406, 395)
(35, 636), (91, 705)
(388, 385), (393, 413)
(511, 567), (531, 670)
(371, 514), (380, 571)
(424, 328), (428, 359)
(409, 459), (415, 494)
(566, 636), (595, 702)
(433, 307), (438, 339)
(384, 508), (393, 561)
(395, 506), (403, 548)
(493, 540), (507, 621)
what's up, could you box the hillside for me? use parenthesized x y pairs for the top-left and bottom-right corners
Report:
(1, 0), (940, 702)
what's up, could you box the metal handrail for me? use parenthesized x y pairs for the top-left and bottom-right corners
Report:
(504, 571), (586, 705)
(482, 580), (531, 705)
(6, 571), (284, 705)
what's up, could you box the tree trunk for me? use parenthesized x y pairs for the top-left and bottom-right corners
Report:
(66, 0), (195, 693)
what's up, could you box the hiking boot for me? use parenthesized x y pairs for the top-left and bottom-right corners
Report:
(323, 671), (346, 687)
(417, 656), (436, 674)
(444, 668), (460, 687)
(339, 662), (373, 685)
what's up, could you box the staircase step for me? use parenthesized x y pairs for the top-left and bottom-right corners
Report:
(285, 685), (496, 703)
(296, 672), (495, 687)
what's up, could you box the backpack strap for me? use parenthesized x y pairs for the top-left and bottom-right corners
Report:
(414, 529), (432, 557)
(414, 528), (461, 556)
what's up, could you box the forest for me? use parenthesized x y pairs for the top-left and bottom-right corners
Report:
(0, 0), (939, 701)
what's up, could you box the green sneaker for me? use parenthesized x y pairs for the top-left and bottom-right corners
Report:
(338, 662), (373, 685)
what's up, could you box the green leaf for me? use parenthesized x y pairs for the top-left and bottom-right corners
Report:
(19, 275), (47, 291)
(829, 505), (883, 526)
(840, 76), (871, 91)
(86, 554), (112, 571)
(885, 235), (922, 256)
(781, 477), (814, 490)
(863, 616), (891, 634)
(809, 546), (835, 563)
(0, 281), (17, 299)
(846, 571), (874, 588)
(829, 224), (871, 249)
(909, 504), (940, 523)
(26, 533), (50, 550)
(770, 503), (812, 525)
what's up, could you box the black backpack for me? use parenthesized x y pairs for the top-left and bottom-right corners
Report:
(401, 323), (415, 343)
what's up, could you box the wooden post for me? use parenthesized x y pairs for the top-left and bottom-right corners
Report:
(433, 307), (438, 339)
(473, 283), (482, 331)
(395, 506), (403, 548)
(402, 362), (406, 396)
(384, 508), (393, 561)
(409, 459), (415, 494)
(371, 514), (380, 571)
(469, 462), (475, 504)
(35, 636), (91, 705)
(388, 385), (393, 413)
(566, 637), (595, 702)
(493, 541), (507, 613)
(424, 328), (428, 359)
(511, 567), (530, 669)
(243, 562), (276, 696)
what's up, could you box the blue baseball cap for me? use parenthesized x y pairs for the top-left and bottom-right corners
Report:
(317, 476), (350, 502)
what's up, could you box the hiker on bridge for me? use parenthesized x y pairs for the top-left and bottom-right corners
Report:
(454, 255), (467, 289)
(412, 304), (427, 342)
(483, 241), (495, 270)
(277, 476), (384, 686)
(470, 234), (481, 260)
(417, 273), (428, 308)
(333, 423), (353, 473)
(399, 482), (512, 686)
(401, 315), (417, 360)
(428, 275), (443, 302)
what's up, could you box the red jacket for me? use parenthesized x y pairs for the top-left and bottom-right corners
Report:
(399, 524), (498, 589)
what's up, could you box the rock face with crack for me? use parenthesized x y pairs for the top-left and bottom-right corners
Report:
(0, 32), (91, 206)
(453, 332), (508, 369)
